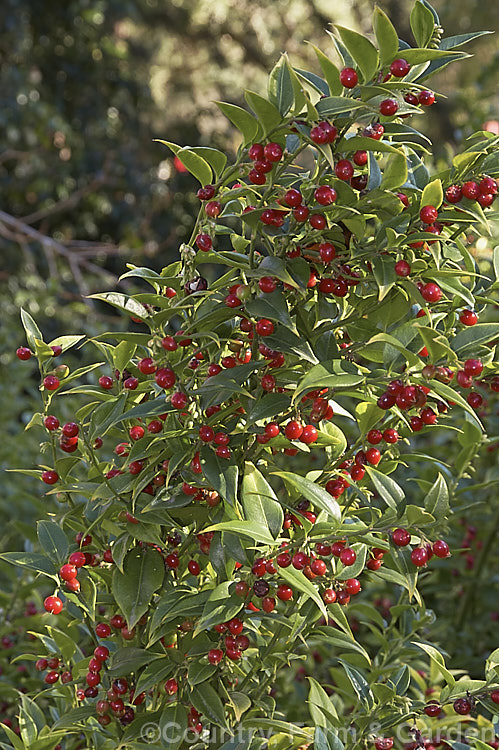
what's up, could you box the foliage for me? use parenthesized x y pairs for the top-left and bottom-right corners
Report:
(2, 1), (499, 748)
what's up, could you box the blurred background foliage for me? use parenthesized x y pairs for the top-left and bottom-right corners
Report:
(0, 0), (497, 705)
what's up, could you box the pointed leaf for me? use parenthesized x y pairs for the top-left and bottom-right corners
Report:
(373, 7), (399, 66)
(268, 55), (294, 115)
(215, 101), (260, 146)
(113, 546), (165, 629)
(242, 462), (283, 538)
(335, 26), (379, 83)
(272, 471), (341, 522)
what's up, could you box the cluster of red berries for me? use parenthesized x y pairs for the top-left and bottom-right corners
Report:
(392, 527), (450, 567)
(445, 176), (497, 209)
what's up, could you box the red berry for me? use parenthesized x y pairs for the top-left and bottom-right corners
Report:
(421, 283), (442, 303)
(340, 67), (358, 88)
(59, 564), (77, 581)
(462, 181), (480, 200)
(383, 428), (398, 444)
(411, 547), (428, 567)
(44, 595), (63, 614)
(165, 678), (178, 695)
(98, 375), (114, 390)
(94, 645), (110, 661)
(390, 58), (410, 77)
(420, 205), (438, 224)
(255, 319), (274, 337)
(374, 739), (394, 750)
(95, 623), (112, 638)
(456, 370), (472, 388)
(345, 578), (361, 595)
(171, 391), (188, 409)
(276, 584), (293, 601)
(284, 188), (302, 207)
(227, 617), (244, 635)
(418, 90), (435, 106)
(293, 205), (309, 222)
(300, 424), (318, 444)
(490, 690), (499, 705)
(248, 143), (264, 161)
(285, 420), (303, 440)
(367, 429), (382, 445)
(41, 470), (59, 485)
(314, 185), (337, 205)
(43, 375), (60, 391)
(365, 448), (381, 465)
(44, 670), (59, 684)
(264, 142), (283, 162)
(433, 540), (450, 558)
(395, 260), (411, 277)
(453, 698), (472, 715)
(339, 548), (356, 566)
(335, 159), (354, 181)
(123, 376), (139, 390)
(424, 702), (441, 717)
(16, 346), (32, 360)
(197, 184), (216, 201)
(353, 150), (368, 166)
(309, 213), (326, 230)
(392, 528), (411, 546)
(463, 358), (483, 377)
(310, 559), (327, 576)
(319, 242), (336, 263)
(205, 200), (222, 218)
(322, 588), (337, 604)
(459, 309), (478, 326)
(380, 99), (398, 116)
(445, 184), (462, 203)
(208, 648), (224, 665)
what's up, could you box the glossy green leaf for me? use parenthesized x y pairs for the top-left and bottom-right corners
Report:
(314, 727), (345, 750)
(273, 471), (341, 522)
(244, 90), (282, 136)
(37, 520), (69, 566)
(424, 473), (449, 520)
(450, 323), (499, 355)
(412, 641), (455, 686)
(410, 1), (435, 47)
(154, 140), (213, 186)
(215, 101), (260, 144)
(335, 26), (379, 83)
(293, 361), (363, 403)
(113, 546), (165, 629)
(308, 677), (339, 725)
(242, 462), (283, 538)
(309, 45), (342, 95)
(191, 684), (227, 728)
(373, 7), (399, 66)
(203, 520), (274, 546)
(380, 151), (408, 191)
(279, 565), (328, 620)
(268, 55), (294, 115)
(159, 703), (188, 750)
(0, 552), (57, 579)
(195, 582), (243, 633)
(421, 178), (443, 209)
(337, 660), (375, 708)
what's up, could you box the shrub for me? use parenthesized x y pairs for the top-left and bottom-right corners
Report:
(4, 1), (499, 748)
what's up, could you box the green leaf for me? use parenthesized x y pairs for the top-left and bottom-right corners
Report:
(19, 695), (45, 746)
(37, 520), (69, 566)
(113, 546), (165, 629)
(373, 7), (399, 67)
(293, 361), (363, 403)
(380, 151), (408, 191)
(200, 448), (239, 507)
(108, 647), (164, 675)
(191, 684), (227, 728)
(273, 471), (341, 522)
(402, 48), (466, 64)
(159, 703), (188, 750)
(280, 565), (328, 620)
(45, 626), (77, 663)
(154, 140), (213, 186)
(247, 392), (292, 424)
(309, 45), (342, 95)
(412, 641), (455, 687)
(20, 308), (43, 349)
(307, 677), (339, 726)
(428, 378), (482, 423)
(112, 340), (136, 373)
(50, 706), (96, 731)
(228, 692), (252, 723)
(242, 462), (283, 538)
(88, 292), (149, 320)
(268, 55), (294, 116)
(192, 147), (227, 178)
(335, 26), (379, 83)
(216, 103), (260, 145)
(337, 660), (375, 708)
(365, 467), (405, 511)
(355, 402), (384, 435)
(410, 1), (435, 48)
(424, 474), (449, 520)
(245, 290), (295, 330)
(315, 96), (365, 117)
(314, 727), (345, 750)
(244, 90), (282, 136)
(451, 323), (499, 355)
(421, 178), (443, 209)
(0, 552), (56, 579)
(48, 335), (85, 353)
(315, 626), (371, 665)
(336, 135), (401, 155)
(372, 256), (397, 301)
(195, 582), (243, 634)
(204, 520), (274, 546)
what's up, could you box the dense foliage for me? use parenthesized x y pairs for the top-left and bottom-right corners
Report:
(2, 1), (499, 748)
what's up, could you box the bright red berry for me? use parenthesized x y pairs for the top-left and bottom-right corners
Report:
(392, 528), (411, 546)
(44, 595), (63, 614)
(379, 99), (398, 116)
(340, 67), (358, 88)
(390, 58), (410, 77)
